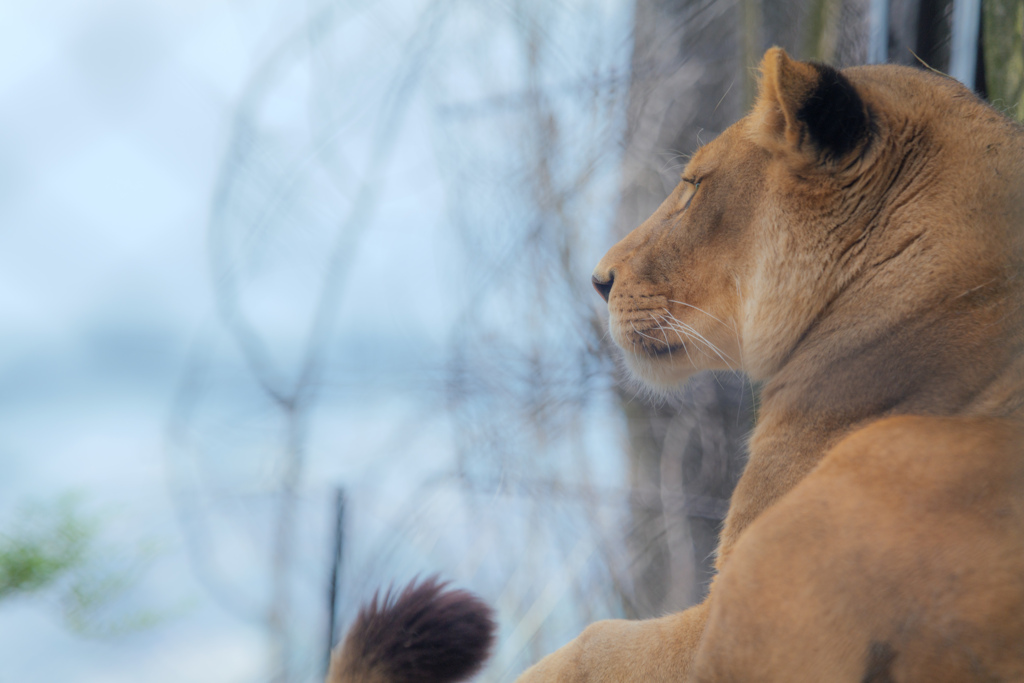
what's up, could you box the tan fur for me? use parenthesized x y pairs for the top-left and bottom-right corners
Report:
(518, 48), (1024, 682)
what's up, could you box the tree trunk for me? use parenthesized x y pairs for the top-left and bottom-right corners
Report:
(613, 0), (755, 618)
(982, 0), (1024, 119)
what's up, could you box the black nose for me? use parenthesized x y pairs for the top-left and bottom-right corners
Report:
(592, 273), (613, 302)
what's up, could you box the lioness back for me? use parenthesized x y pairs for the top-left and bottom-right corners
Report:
(699, 416), (1024, 682)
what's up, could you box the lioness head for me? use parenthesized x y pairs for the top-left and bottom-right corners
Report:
(594, 48), (1024, 392)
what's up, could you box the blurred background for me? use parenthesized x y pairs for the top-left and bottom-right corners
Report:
(0, 1), (1019, 681)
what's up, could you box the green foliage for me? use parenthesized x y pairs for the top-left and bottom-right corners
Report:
(0, 496), (173, 637)
(0, 497), (92, 599)
(983, 0), (1024, 120)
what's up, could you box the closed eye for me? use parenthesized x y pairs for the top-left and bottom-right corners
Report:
(680, 177), (701, 211)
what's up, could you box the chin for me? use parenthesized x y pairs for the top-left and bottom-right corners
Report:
(621, 351), (698, 395)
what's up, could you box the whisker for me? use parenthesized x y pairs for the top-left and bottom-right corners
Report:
(661, 310), (736, 369)
(631, 322), (670, 356)
(651, 313), (696, 366)
(667, 300), (731, 328)
(646, 318), (673, 362)
(667, 323), (735, 371)
(662, 301), (738, 369)
(662, 310), (729, 355)
(662, 318), (713, 359)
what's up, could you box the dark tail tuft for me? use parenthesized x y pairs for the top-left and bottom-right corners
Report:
(329, 577), (496, 683)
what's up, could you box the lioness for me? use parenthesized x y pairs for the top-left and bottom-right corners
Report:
(332, 48), (1024, 682)
(521, 48), (1024, 683)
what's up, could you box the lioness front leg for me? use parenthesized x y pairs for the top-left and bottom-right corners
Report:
(515, 601), (709, 683)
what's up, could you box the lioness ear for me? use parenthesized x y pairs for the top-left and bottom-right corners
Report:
(752, 47), (871, 162)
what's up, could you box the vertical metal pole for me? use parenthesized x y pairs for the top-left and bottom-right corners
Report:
(950, 0), (982, 89)
(868, 0), (890, 63)
(324, 487), (346, 677)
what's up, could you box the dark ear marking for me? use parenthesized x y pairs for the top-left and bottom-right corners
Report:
(797, 63), (871, 160)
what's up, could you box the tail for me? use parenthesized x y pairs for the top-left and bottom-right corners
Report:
(327, 577), (496, 683)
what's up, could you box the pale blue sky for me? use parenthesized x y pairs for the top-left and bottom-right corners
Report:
(0, 1), (634, 680)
